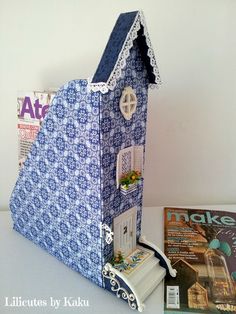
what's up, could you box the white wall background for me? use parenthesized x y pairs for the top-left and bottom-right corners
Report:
(0, 0), (235, 210)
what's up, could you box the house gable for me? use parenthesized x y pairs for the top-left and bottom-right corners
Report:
(167, 259), (199, 305)
(90, 11), (161, 93)
(189, 282), (206, 292)
(173, 259), (198, 274)
(92, 11), (138, 84)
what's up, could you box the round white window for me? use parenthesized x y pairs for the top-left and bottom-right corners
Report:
(119, 86), (137, 120)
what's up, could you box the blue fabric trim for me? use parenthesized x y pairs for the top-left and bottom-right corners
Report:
(92, 11), (158, 85)
(136, 25), (156, 83)
(92, 11), (138, 83)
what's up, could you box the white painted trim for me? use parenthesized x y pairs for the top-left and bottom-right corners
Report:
(100, 223), (114, 244)
(133, 146), (144, 175)
(139, 235), (177, 277)
(116, 151), (120, 189)
(119, 86), (137, 120)
(103, 263), (145, 312)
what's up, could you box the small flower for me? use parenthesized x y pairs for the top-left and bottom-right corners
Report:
(111, 251), (124, 265)
(120, 170), (141, 188)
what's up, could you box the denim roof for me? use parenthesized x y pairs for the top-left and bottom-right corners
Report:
(92, 11), (157, 85)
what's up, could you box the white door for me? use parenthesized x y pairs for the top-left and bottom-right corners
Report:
(113, 207), (137, 258)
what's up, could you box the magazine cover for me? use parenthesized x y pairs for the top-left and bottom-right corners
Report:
(17, 91), (56, 170)
(164, 207), (236, 314)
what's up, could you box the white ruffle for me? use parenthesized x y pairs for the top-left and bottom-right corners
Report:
(88, 11), (161, 94)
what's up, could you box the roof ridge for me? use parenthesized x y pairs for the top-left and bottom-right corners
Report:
(89, 11), (161, 94)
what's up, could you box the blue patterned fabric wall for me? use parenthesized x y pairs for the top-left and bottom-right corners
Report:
(10, 80), (104, 287)
(100, 40), (149, 265)
(9, 39), (150, 289)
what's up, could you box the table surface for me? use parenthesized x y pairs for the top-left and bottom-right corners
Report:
(1, 205), (236, 314)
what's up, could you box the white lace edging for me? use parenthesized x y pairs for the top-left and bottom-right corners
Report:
(88, 11), (161, 94)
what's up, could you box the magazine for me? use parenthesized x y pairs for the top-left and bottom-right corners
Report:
(17, 91), (56, 170)
(164, 207), (236, 314)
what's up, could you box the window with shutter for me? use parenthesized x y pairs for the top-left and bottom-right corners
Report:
(116, 147), (133, 188)
(116, 146), (144, 190)
(134, 146), (144, 175)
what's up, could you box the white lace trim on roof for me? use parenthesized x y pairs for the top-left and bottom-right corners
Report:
(88, 11), (161, 94)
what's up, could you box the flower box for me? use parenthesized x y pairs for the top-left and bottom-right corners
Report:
(120, 183), (138, 195)
(119, 170), (141, 195)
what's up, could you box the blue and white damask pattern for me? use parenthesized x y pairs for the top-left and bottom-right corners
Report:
(10, 21), (152, 289)
(100, 41), (149, 265)
(10, 80), (104, 287)
(90, 10), (161, 93)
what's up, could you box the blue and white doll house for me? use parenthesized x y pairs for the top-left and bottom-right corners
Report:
(10, 11), (176, 311)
